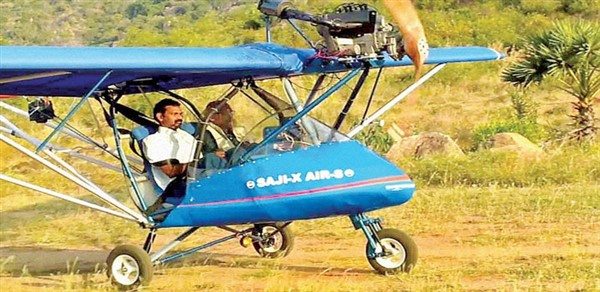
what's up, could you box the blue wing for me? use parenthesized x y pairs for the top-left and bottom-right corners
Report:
(0, 43), (503, 97)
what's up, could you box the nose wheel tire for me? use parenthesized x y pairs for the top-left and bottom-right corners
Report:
(106, 244), (153, 290)
(366, 228), (417, 275)
(252, 222), (294, 258)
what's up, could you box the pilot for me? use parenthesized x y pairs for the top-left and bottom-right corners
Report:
(142, 98), (196, 210)
(201, 99), (248, 169)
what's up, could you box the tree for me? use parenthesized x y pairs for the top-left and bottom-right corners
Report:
(502, 21), (600, 141)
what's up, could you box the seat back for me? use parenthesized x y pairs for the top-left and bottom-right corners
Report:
(129, 123), (196, 211)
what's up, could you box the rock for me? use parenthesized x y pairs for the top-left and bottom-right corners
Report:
(486, 133), (543, 156)
(386, 132), (464, 159)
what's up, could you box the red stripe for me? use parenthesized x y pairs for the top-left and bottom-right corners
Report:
(180, 175), (411, 208)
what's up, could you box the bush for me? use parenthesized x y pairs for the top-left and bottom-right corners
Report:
(125, 3), (148, 20)
(355, 122), (395, 155)
(561, 0), (600, 15)
(520, 0), (561, 14)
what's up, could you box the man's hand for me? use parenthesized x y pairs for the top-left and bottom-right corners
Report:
(215, 149), (226, 159)
(153, 159), (188, 178)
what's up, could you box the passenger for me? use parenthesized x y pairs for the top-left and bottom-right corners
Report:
(142, 98), (196, 212)
(201, 99), (249, 169)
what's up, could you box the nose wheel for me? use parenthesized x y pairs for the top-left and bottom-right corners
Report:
(106, 245), (153, 290)
(351, 213), (418, 275)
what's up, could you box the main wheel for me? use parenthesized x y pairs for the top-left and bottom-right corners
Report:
(252, 222), (294, 258)
(366, 228), (418, 275)
(106, 244), (153, 290)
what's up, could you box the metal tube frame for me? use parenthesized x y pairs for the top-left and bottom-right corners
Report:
(0, 115), (103, 192)
(0, 174), (138, 222)
(347, 63), (447, 138)
(282, 78), (320, 144)
(106, 100), (151, 213)
(265, 15), (272, 43)
(150, 227), (199, 262)
(157, 233), (238, 265)
(151, 226), (257, 265)
(0, 133), (149, 225)
(305, 74), (326, 106)
(37, 70), (113, 152)
(0, 115), (128, 174)
(0, 101), (144, 166)
(331, 67), (370, 131)
(243, 68), (361, 160)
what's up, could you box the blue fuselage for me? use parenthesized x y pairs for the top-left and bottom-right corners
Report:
(159, 141), (414, 228)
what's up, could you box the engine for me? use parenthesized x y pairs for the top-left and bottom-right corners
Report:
(258, 0), (401, 60)
(316, 3), (400, 59)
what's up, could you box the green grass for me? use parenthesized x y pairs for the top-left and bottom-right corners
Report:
(393, 142), (600, 187)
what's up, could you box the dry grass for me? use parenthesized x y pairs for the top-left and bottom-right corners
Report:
(0, 183), (598, 291)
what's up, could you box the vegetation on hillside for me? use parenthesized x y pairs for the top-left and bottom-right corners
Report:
(2, 0), (599, 47)
(1, 0), (598, 158)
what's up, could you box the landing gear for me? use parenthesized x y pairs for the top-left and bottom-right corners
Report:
(106, 245), (153, 290)
(351, 213), (418, 275)
(366, 228), (417, 274)
(251, 222), (294, 258)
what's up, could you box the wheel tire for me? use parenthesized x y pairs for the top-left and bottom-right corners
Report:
(106, 244), (153, 290)
(252, 222), (294, 258)
(366, 228), (418, 275)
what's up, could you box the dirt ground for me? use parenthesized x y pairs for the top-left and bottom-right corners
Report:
(1, 185), (598, 290)
(1, 226), (598, 291)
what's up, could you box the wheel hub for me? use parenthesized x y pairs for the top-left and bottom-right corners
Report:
(111, 254), (140, 286)
(258, 226), (282, 252)
(374, 238), (407, 269)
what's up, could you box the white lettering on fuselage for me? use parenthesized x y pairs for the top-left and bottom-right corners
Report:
(255, 173), (303, 188)
(246, 169), (355, 189)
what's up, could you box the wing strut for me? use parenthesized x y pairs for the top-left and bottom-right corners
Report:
(0, 174), (138, 222)
(332, 67), (371, 131)
(282, 78), (320, 145)
(1, 133), (149, 224)
(347, 63), (447, 137)
(36, 70), (113, 152)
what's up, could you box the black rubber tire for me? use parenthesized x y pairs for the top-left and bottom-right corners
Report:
(252, 222), (294, 258)
(106, 244), (153, 290)
(366, 228), (418, 275)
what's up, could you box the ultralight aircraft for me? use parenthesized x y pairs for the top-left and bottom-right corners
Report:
(0, 0), (503, 289)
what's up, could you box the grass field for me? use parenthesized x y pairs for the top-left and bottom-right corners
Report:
(1, 181), (598, 291)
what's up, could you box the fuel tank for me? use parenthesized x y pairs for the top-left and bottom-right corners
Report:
(159, 140), (414, 227)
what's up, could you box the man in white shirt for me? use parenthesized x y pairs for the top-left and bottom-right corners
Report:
(142, 99), (196, 205)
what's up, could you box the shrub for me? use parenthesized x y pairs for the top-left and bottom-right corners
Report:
(520, 0), (561, 14)
(355, 121), (395, 155)
(561, 0), (600, 15)
(510, 91), (538, 120)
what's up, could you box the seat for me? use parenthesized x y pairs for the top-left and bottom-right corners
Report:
(129, 123), (196, 212)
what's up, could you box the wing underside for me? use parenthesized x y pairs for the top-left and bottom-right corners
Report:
(0, 43), (502, 97)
